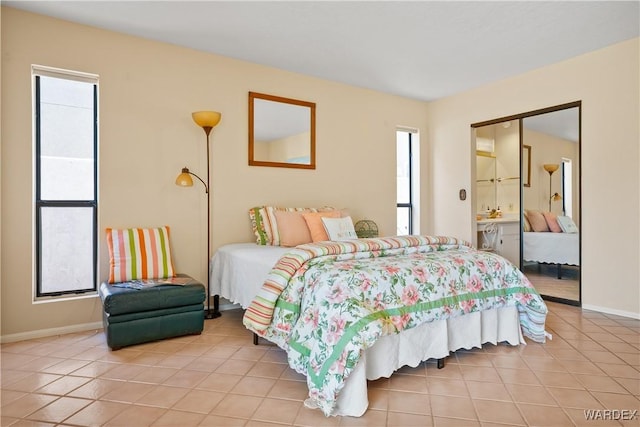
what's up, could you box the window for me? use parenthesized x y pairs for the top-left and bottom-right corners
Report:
(33, 66), (98, 297)
(562, 158), (572, 218)
(396, 128), (420, 235)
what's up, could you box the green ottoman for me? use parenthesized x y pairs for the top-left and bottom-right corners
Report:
(99, 274), (206, 350)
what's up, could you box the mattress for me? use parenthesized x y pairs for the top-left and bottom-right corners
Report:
(210, 243), (290, 308)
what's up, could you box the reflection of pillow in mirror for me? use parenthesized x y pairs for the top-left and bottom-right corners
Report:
(322, 216), (358, 241)
(523, 213), (532, 232)
(526, 210), (549, 232)
(557, 216), (579, 233)
(275, 210), (312, 247)
(302, 211), (341, 242)
(542, 211), (562, 233)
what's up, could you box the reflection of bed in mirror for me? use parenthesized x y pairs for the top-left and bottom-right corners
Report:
(523, 232), (579, 278)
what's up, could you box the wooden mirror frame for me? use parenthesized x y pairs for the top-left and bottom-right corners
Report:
(248, 92), (316, 169)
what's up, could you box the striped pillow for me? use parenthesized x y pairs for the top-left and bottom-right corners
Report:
(106, 226), (176, 283)
(249, 206), (273, 245)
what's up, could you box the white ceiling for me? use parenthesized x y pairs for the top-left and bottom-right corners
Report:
(5, 1), (639, 102)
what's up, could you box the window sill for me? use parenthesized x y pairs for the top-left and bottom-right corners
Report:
(33, 292), (99, 304)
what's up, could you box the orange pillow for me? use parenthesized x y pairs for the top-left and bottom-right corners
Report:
(301, 211), (341, 242)
(274, 210), (313, 247)
(542, 211), (562, 233)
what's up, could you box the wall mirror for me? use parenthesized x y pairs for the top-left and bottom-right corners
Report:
(248, 91), (316, 169)
(476, 151), (497, 213)
(474, 121), (521, 218)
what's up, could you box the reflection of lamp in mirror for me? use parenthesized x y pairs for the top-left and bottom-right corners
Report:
(543, 164), (561, 212)
(175, 111), (221, 319)
(551, 191), (562, 210)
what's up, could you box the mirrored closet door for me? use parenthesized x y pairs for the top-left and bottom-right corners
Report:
(521, 105), (581, 305)
(473, 102), (581, 306)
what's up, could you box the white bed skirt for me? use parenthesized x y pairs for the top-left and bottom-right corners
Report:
(320, 306), (524, 417)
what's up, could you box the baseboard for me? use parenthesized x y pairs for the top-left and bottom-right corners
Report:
(581, 304), (640, 320)
(2, 304), (242, 343)
(0, 321), (104, 344)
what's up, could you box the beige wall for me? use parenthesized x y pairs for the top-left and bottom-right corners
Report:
(0, 8), (430, 338)
(2, 8), (638, 340)
(522, 128), (579, 218)
(425, 38), (639, 317)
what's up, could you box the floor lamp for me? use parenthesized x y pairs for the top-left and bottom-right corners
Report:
(543, 163), (561, 212)
(176, 111), (221, 319)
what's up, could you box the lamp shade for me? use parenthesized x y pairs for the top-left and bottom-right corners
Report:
(192, 111), (221, 129)
(543, 164), (559, 174)
(175, 167), (194, 187)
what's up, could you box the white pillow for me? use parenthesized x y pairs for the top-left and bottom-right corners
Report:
(557, 216), (578, 233)
(321, 216), (358, 241)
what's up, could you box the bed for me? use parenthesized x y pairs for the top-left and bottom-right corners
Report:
(210, 243), (290, 309)
(212, 235), (548, 417)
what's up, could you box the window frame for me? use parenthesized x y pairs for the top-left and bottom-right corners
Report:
(397, 129), (418, 235)
(33, 66), (99, 298)
(561, 157), (573, 218)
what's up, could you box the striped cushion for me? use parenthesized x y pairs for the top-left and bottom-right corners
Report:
(106, 226), (176, 284)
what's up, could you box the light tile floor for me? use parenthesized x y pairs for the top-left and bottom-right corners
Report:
(1, 303), (638, 426)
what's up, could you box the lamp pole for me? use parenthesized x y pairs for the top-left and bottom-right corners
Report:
(202, 125), (220, 319)
(177, 111), (222, 320)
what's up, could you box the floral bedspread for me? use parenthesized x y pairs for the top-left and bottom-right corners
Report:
(242, 236), (548, 416)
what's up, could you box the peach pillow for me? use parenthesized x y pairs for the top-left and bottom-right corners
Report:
(542, 211), (562, 233)
(301, 211), (341, 242)
(526, 210), (549, 232)
(274, 210), (313, 247)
